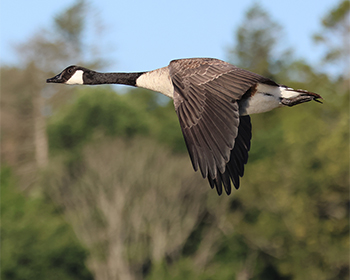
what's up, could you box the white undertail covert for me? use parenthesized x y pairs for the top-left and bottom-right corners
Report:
(239, 83), (301, 115)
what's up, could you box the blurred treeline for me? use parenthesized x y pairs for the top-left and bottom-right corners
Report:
(1, 1), (349, 279)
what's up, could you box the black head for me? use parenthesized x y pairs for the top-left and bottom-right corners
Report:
(46, 66), (89, 84)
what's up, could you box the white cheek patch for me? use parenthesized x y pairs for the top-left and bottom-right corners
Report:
(66, 70), (84, 85)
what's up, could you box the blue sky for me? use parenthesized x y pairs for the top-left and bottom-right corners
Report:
(0, 0), (336, 73)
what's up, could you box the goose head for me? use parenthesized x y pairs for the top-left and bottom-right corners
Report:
(46, 65), (92, 85)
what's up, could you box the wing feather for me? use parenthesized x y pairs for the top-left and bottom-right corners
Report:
(169, 58), (261, 194)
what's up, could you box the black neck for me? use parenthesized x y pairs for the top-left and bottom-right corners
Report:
(83, 71), (145, 86)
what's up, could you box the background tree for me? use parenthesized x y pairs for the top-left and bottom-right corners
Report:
(313, 0), (350, 75)
(227, 3), (290, 79)
(1, 167), (93, 280)
(1, 0), (111, 278)
(1, 0), (107, 182)
(1, 1), (348, 279)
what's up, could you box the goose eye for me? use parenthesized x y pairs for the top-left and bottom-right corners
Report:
(67, 69), (72, 74)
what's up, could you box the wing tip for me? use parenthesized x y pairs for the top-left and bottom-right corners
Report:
(208, 171), (236, 196)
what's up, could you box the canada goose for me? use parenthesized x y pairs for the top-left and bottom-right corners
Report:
(47, 58), (322, 195)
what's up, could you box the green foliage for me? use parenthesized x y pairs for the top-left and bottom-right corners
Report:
(48, 87), (186, 153)
(146, 71), (349, 280)
(125, 88), (187, 152)
(41, 137), (208, 280)
(1, 167), (93, 280)
(3, 1), (349, 279)
(321, 0), (349, 28)
(150, 102), (186, 153)
(149, 3), (349, 279)
(313, 0), (350, 73)
(48, 87), (151, 151)
(238, 79), (349, 279)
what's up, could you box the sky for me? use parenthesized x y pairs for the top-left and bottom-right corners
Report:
(0, 0), (337, 73)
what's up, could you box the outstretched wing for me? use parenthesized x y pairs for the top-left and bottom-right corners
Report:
(169, 58), (271, 195)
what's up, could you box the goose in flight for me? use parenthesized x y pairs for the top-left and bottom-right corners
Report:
(47, 58), (322, 195)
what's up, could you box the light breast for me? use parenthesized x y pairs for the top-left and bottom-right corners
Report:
(136, 67), (174, 98)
